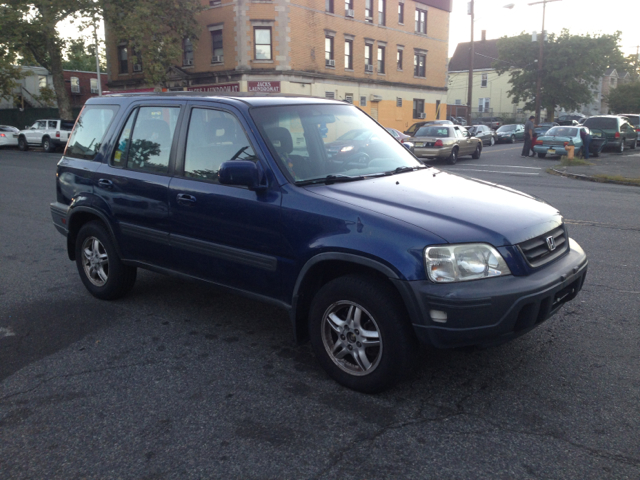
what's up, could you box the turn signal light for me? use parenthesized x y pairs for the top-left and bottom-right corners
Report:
(56, 130), (60, 138)
(615, 132), (620, 138)
(534, 139), (543, 145)
(0, 133), (5, 137)
(434, 139), (444, 147)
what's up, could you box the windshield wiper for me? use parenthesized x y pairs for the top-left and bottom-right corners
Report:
(296, 174), (365, 186)
(385, 165), (428, 175)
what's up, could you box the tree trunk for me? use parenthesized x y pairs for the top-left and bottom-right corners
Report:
(546, 106), (555, 122)
(43, 22), (73, 120)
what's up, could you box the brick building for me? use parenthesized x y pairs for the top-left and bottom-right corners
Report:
(63, 71), (109, 108)
(104, 0), (451, 130)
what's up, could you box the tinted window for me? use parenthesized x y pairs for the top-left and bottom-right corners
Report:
(184, 108), (256, 182)
(126, 106), (180, 174)
(60, 121), (75, 131)
(66, 105), (119, 160)
(584, 118), (618, 129)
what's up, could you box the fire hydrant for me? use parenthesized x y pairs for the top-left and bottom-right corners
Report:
(566, 143), (575, 159)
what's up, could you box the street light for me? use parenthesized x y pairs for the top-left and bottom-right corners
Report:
(529, 0), (561, 123)
(466, 1), (515, 127)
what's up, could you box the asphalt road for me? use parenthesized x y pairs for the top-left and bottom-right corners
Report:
(1, 145), (639, 479)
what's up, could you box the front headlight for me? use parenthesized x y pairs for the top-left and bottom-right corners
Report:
(425, 243), (511, 283)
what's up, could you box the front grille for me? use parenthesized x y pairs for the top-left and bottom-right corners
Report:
(518, 224), (568, 268)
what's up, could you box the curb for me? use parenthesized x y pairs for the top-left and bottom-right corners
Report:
(549, 167), (640, 187)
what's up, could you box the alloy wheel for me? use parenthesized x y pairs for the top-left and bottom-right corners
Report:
(81, 236), (109, 287)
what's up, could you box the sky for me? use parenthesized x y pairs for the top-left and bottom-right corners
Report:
(448, 0), (640, 58)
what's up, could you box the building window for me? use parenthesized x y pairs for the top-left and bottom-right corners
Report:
(414, 53), (426, 77)
(90, 78), (99, 94)
(378, 0), (385, 25)
(345, 0), (353, 16)
(360, 96), (367, 107)
(70, 77), (80, 94)
(209, 0), (221, 5)
(415, 9), (426, 34)
(183, 38), (194, 66)
(397, 49), (403, 70)
(345, 94), (354, 103)
(325, 91), (335, 99)
(481, 73), (488, 87)
(365, 0), (373, 22)
(211, 28), (224, 63)
(325, 36), (334, 66)
(345, 39), (353, 69)
(365, 44), (373, 72)
(396, 97), (402, 107)
(377, 46), (385, 74)
(478, 97), (490, 112)
(398, 2), (404, 23)
(455, 99), (462, 105)
(118, 45), (128, 74)
(326, 0), (333, 13)
(38, 76), (47, 89)
(254, 27), (272, 60)
(413, 99), (425, 119)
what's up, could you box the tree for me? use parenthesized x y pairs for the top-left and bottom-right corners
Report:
(63, 38), (106, 72)
(0, 49), (24, 101)
(607, 82), (640, 113)
(495, 30), (627, 121)
(103, 0), (204, 88)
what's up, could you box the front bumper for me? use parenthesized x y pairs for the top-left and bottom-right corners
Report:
(393, 239), (588, 349)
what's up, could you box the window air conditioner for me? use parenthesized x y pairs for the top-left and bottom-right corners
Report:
(212, 55), (224, 63)
(346, 8), (354, 17)
(133, 64), (142, 72)
(365, 64), (373, 72)
(326, 59), (335, 67)
(419, 112), (426, 119)
(185, 58), (194, 66)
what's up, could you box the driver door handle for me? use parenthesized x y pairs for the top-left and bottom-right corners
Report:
(98, 179), (113, 189)
(176, 193), (197, 205)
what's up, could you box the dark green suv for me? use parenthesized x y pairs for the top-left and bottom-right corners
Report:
(583, 115), (638, 153)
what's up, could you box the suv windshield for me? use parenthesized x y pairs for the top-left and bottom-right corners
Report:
(584, 118), (617, 130)
(250, 104), (421, 183)
(497, 125), (516, 132)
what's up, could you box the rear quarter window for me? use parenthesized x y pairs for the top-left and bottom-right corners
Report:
(61, 121), (75, 131)
(65, 105), (120, 160)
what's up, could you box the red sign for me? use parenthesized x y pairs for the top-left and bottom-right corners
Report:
(187, 83), (240, 93)
(248, 81), (281, 93)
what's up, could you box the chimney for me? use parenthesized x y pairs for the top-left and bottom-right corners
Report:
(481, 30), (487, 42)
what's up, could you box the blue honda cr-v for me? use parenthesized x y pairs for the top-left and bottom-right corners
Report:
(51, 94), (587, 392)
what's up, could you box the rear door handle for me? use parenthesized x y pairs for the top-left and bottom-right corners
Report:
(98, 179), (113, 188)
(176, 193), (197, 205)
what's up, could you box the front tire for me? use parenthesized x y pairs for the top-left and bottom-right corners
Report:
(75, 221), (137, 300)
(490, 136), (495, 146)
(18, 136), (28, 151)
(447, 147), (458, 165)
(510, 135), (515, 144)
(308, 274), (417, 393)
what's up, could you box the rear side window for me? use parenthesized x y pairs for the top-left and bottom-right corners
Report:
(65, 105), (119, 160)
(111, 106), (180, 174)
(584, 118), (617, 130)
(60, 121), (75, 131)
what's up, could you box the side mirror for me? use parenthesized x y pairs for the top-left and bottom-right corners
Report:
(218, 160), (266, 191)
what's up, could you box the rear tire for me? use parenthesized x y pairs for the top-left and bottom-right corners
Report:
(447, 147), (458, 165)
(308, 274), (418, 393)
(537, 152), (547, 158)
(75, 221), (137, 300)
(42, 137), (54, 153)
(619, 140), (625, 153)
(510, 135), (515, 144)
(18, 136), (28, 151)
(490, 136), (495, 146)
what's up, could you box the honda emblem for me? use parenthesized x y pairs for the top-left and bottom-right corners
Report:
(546, 236), (556, 251)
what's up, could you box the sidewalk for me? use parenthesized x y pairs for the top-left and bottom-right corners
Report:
(549, 151), (640, 187)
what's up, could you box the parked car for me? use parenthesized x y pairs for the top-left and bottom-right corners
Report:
(404, 120), (453, 136)
(533, 126), (584, 158)
(534, 122), (559, 137)
(324, 128), (382, 164)
(50, 94), (588, 393)
(0, 125), (19, 148)
(557, 114), (586, 126)
(385, 127), (411, 142)
(467, 124), (497, 146)
(583, 115), (638, 153)
(17, 119), (75, 152)
(449, 116), (467, 126)
(409, 124), (482, 164)
(495, 124), (525, 143)
(618, 114), (640, 133)
(477, 117), (503, 130)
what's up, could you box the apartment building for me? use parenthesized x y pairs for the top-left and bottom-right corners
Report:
(104, 0), (451, 130)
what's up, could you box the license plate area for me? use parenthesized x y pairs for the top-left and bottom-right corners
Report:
(548, 148), (556, 154)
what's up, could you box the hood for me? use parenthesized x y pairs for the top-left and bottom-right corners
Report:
(305, 169), (562, 246)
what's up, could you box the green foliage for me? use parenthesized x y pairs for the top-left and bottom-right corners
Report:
(104, 0), (205, 87)
(607, 82), (640, 113)
(0, 50), (25, 100)
(496, 30), (626, 115)
(33, 85), (57, 107)
(63, 38), (106, 72)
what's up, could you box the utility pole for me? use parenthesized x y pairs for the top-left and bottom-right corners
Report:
(94, 21), (102, 96)
(466, 0), (474, 127)
(529, 0), (561, 124)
